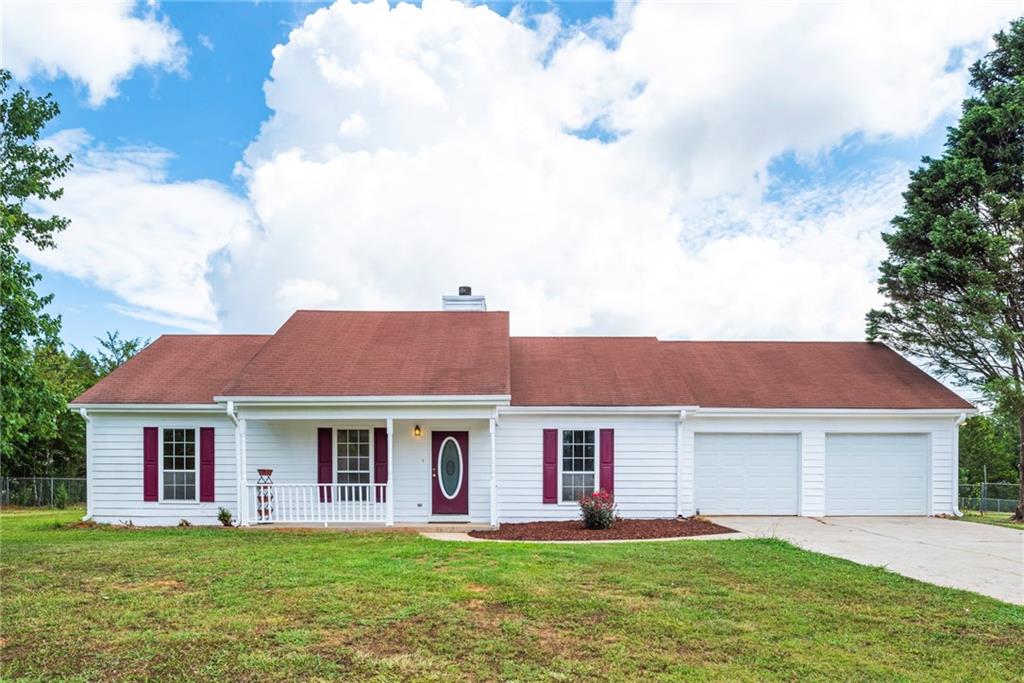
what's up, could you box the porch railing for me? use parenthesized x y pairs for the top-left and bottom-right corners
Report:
(246, 483), (388, 524)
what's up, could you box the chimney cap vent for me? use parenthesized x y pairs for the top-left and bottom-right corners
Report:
(442, 286), (486, 311)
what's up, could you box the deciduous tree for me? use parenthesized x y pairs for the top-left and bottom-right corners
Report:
(0, 69), (71, 475)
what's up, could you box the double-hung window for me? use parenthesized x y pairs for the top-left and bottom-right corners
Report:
(561, 429), (596, 502)
(162, 428), (197, 501)
(336, 428), (371, 500)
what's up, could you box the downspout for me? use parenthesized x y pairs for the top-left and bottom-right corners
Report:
(676, 409), (687, 518)
(952, 412), (967, 516)
(489, 407), (498, 529)
(79, 408), (93, 521)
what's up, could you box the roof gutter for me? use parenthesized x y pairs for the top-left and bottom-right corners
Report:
(952, 411), (967, 517)
(214, 395), (511, 407)
(693, 407), (978, 418)
(70, 403), (223, 413)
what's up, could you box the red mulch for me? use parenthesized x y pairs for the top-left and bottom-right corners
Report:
(468, 517), (735, 541)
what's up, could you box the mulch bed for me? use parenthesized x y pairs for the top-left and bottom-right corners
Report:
(468, 517), (736, 541)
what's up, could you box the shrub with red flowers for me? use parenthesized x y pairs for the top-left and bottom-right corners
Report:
(579, 489), (618, 530)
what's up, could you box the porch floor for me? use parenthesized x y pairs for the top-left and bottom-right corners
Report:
(250, 522), (495, 533)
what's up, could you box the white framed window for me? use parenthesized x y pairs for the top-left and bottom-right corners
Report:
(560, 429), (597, 502)
(336, 428), (372, 500)
(162, 428), (197, 501)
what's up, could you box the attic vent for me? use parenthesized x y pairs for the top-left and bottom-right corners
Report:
(442, 286), (487, 311)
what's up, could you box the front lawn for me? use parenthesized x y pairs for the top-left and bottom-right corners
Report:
(959, 510), (1024, 530)
(2, 509), (1021, 681)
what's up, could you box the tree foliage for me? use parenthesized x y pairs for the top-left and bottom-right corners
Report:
(866, 19), (1024, 517)
(0, 69), (149, 477)
(0, 69), (72, 474)
(959, 411), (1021, 484)
(22, 335), (147, 476)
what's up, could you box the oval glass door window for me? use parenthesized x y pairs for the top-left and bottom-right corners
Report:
(438, 437), (463, 499)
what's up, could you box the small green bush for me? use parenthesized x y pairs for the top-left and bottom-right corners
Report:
(217, 507), (233, 527)
(579, 489), (618, 530)
(53, 484), (68, 509)
(11, 487), (34, 507)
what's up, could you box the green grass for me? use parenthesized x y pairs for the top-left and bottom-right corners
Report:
(2, 508), (1022, 682)
(959, 510), (1024, 530)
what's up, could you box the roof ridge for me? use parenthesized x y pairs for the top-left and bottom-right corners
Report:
(156, 333), (273, 338)
(291, 309), (509, 314)
(512, 336), (659, 340)
(658, 340), (884, 344)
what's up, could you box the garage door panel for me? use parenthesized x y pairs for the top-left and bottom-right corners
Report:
(826, 434), (928, 516)
(695, 434), (799, 515)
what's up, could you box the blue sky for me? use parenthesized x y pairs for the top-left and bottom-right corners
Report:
(17, 1), (619, 351)
(26, 1), (332, 350)
(4, 1), (1019, 354)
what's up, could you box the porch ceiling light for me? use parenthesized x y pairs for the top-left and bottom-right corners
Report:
(414, 424), (422, 438)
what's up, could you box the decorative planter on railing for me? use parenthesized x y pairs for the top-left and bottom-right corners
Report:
(256, 469), (274, 522)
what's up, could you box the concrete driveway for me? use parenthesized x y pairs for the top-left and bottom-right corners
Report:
(711, 516), (1024, 604)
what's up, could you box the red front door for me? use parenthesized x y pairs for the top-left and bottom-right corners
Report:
(432, 431), (469, 515)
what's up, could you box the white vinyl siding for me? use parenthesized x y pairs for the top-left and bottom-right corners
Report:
(825, 433), (929, 515)
(496, 414), (678, 522)
(89, 412), (235, 526)
(694, 433), (800, 515)
(85, 409), (960, 526)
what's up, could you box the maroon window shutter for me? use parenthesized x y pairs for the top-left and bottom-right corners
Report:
(199, 427), (215, 502)
(542, 429), (558, 504)
(373, 427), (388, 503)
(599, 428), (614, 495)
(317, 427), (333, 502)
(143, 427), (158, 501)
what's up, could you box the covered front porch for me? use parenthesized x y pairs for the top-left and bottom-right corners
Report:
(227, 400), (501, 527)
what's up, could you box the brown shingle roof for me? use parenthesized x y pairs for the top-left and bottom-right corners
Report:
(72, 335), (270, 405)
(509, 337), (698, 406)
(73, 311), (972, 410)
(220, 310), (511, 397)
(659, 341), (973, 410)
(510, 338), (972, 409)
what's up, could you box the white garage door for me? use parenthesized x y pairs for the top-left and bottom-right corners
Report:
(694, 434), (799, 515)
(826, 434), (928, 516)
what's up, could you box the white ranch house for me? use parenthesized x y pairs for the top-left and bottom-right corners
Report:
(72, 289), (974, 527)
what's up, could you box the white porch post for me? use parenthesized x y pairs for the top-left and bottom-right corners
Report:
(489, 413), (498, 528)
(239, 418), (249, 526)
(386, 417), (395, 527)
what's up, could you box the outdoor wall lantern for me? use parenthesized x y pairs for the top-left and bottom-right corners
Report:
(414, 424), (422, 438)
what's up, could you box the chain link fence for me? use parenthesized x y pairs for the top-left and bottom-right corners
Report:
(959, 482), (1019, 514)
(0, 477), (87, 508)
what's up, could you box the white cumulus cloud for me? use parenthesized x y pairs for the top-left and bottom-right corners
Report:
(26, 0), (1024, 340)
(210, 0), (1019, 339)
(24, 131), (255, 330)
(1, 1), (186, 106)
